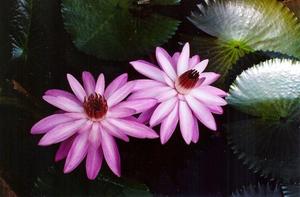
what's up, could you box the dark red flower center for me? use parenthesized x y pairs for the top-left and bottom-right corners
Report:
(175, 69), (205, 94)
(178, 69), (200, 89)
(83, 93), (108, 120)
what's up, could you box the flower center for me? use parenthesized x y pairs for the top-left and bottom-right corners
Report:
(175, 69), (205, 94)
(83, 93), (108, 120)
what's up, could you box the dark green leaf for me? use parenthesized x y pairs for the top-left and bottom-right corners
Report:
(188, 0), (300, 82)
(7, 0), (67, 95)
(32, 166), (152, 196)
(232, 183), (281, 197)
(281, 183), (300, 197)
(227, 59), (300, 120)
(227, 119), (300, 182)
(62, 0), (180, 60)
(150, 0), (180, 5)
(9, 0), (32, 60)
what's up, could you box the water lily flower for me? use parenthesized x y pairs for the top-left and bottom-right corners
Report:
(31, 72), (158, 180)
(130, 43), (227, 144)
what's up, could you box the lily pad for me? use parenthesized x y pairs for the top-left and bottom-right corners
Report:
(227, 59), (300, 120)
(227, 119), (300, 182)
(188, 0), (300, 82)
(9, 0), (32, 60)
(281, 183), (300, 197)
(61, 0), (180, 61)
(32, 166), (152, 196)
(232, 183), (281, 197)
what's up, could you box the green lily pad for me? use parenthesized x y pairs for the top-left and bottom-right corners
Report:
(7, 0), (69, 95)
(227, 119), (300, 182)
(9, 0), (33, 60)
(281, 183), (300, 197)
(188, 0), (300, 82)
(61, 0), (180, 61)
(232, 183), (281, 197)
(227, 59), (300, 120)
(32, 166), (152, 196)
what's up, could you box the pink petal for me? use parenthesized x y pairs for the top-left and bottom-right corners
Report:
(31, 114), (74, 134)
(131, 79), (165, 92)
(106, 82), (134, 107)
(55, 136), (75, 162)
(86, 146), (103, 180)
(64, 112), (87, 119)
(207, 105), (224, 115)
(156, 47), (177, 80)
(67, 74), (87, 102)
(82, 71), (96, 96)
(107, 107), (136, 118)
(115, 99), (157, 114)
(160, 101), (178, 144)
(190, 88), (227, 106)
(199, 72), (220, 85)
(100, 120), (129, 142)
(199, 86), (228, 97)
(172, 52), (180, 65)
(64, 132), (89, 173)
(192, 116), (200, 143)
(149, 97), (178, 127)
(107, 118), (158, 139)
(77, 120), (93, 134)
(192, 59), (209, 74)
(137, 106), (157, 124)
(189, 55), (200, 68)
(130, 60), (166, 83)
(179, 101), (194, 144)
(177, 43), (190, 76)
(101, 130), (121, 177)
(43, 95), (84, 113)
(88, 123), (101, 148)
(95, 73), (105, 95)
(104, 73), (128, 99)
(162, 73), (175, 88)
(38, 119), (86, 146)
(127, 86), (173, 101)
(185, 95), (217, 131)
(156, 88), (177, 102)
(45, 89), (80, 103)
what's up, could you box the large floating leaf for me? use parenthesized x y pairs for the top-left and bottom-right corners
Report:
(188, 0), (300, 82)
(9, 0), (32, 60)
(281, 183), (300, 197)
(227, 119), (300, 182)
(62, 0), (180, 61)
(32, 166), (152, 196)
(232, 183), (281, 197)
(7, 0), (67, 95)
(227, 59), (300, 120)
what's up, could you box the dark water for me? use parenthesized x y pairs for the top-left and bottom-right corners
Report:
(0, 0), (291, 196)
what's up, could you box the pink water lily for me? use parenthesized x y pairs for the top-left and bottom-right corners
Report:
(130, 43), (227, 145)
(31, 72), (158, 180)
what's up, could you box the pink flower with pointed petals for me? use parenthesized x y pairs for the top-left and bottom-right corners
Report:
(130, 43), (227, 145)
(31, 72), (158, 180)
